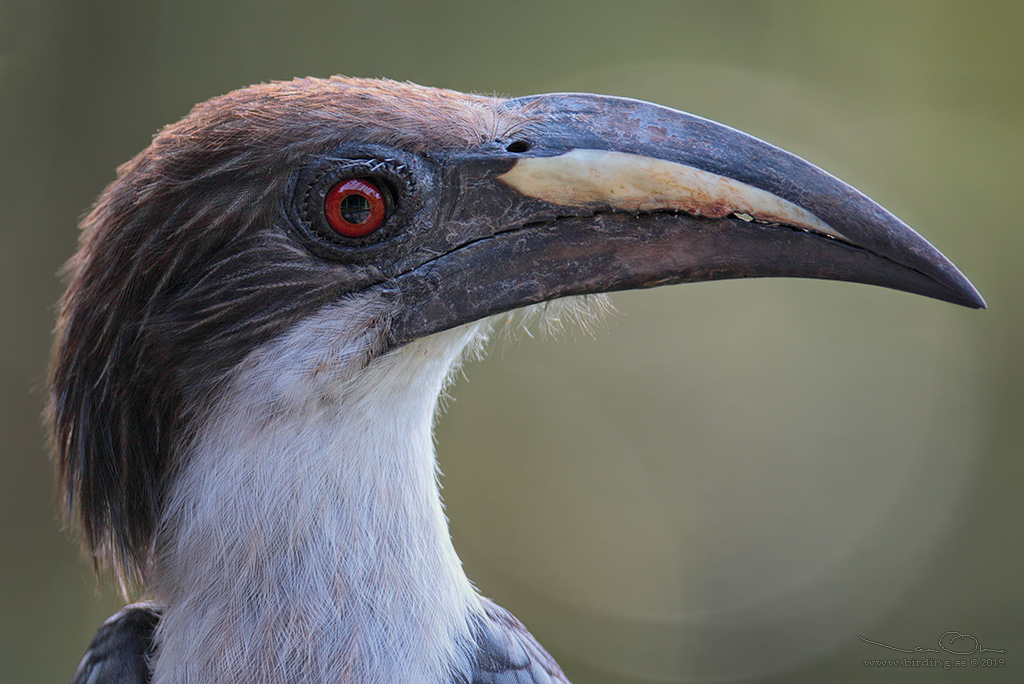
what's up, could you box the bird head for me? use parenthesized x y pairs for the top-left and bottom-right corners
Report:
(49, 76), (982, 586)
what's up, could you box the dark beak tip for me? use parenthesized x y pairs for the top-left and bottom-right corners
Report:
(931, 259), (986, 310)
(937, 283), (987, 310)
(962, 286), (987, 310)
(915, 267), (986, 310)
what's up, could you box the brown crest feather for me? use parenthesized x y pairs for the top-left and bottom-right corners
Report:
(49, 76), (534, 588)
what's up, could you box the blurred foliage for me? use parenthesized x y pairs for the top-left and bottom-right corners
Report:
(2, 1), (1020, 681)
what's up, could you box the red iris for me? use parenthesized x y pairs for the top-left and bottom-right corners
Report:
(324, 178), (387, 238)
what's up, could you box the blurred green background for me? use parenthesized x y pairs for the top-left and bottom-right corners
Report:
(2, 1), (1020, 681)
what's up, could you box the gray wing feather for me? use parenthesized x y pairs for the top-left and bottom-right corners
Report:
(470, 598), (570, 684)
(69, 604), (161, 684)
(72, 599), (566, 683)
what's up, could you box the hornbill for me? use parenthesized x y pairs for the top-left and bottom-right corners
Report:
(50, 77), (983, 684)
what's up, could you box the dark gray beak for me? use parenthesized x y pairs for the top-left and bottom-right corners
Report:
(388, 93), (984, 347)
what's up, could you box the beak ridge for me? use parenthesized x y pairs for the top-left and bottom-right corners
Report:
(503, 93), (985, 310)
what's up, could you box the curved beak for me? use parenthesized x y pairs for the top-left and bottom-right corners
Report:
(388, 93), (984, 347)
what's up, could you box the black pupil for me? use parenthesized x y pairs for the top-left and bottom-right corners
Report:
(339, 193), (371, 224)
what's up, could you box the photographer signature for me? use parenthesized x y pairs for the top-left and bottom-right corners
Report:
(859, 631), (1006, 656)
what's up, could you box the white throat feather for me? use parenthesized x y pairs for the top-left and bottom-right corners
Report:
(150, 295), (488, 684)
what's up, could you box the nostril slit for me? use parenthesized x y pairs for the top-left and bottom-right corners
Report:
(506, 140), (531, 153)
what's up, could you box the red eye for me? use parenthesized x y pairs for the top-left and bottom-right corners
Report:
(324, 178), (387, 238)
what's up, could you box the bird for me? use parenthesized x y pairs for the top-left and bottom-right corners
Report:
(49, 76), (984, 684)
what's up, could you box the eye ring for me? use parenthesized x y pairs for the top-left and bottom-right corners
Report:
(324, 178), (388, 238)
(289, 146), (425, 260)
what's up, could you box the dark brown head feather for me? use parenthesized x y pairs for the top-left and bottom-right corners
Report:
(49, 76), (529, 587)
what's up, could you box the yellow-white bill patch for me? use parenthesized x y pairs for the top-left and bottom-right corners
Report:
(498, 149), (843, 239)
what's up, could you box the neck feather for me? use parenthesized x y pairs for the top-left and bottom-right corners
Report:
(150, 299), (487, 684)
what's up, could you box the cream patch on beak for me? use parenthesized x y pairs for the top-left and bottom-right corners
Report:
(499, 149), (843, 240)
